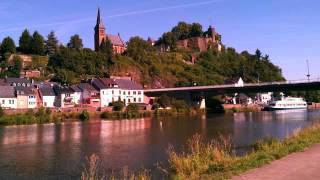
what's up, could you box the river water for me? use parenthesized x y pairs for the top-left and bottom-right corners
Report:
(0, 109), (320, 179)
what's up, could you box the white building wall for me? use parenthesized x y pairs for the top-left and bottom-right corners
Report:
(72, 92), (81, 105)
(99, 88), (144, 107)
(42, 96), (55, 108)
(0, 98), (17, 109)
(27, 95), (37, 109)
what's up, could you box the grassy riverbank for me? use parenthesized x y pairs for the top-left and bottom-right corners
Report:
(0, 108), (91, 126)
(80, 123), (320, 179)
(0, 107), (204, 126)
(167, 123), (320, 179)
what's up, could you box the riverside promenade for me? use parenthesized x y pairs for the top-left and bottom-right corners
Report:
(233, 144), (320, 180)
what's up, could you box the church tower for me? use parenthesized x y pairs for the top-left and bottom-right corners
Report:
(94, 8), (106, 51)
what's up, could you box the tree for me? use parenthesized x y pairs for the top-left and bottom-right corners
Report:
(159, 32), (176, 50)
(31, 31), (45, 55)
(45, 31), (59, 56)
(126, 36), (155, 62)
(7, 55), (22, 77)
(171, 22), (191, 40)
(19, 29), (32, 53)
(190, 23), (203, 37)
(1, 37), (16, 55)
(67, 34), (83, 50)
(99, 39), (113, 63)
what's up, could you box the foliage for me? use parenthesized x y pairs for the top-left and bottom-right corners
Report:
(7, 55), (22, 77)
(46, 31), (59, 56)
(31, 31), (45, 55)
(68, 34), (83, 50)
(112, 101), (125, 111)
(127, 103), (139, 112)
(19, 29), (32, 54)
(79, 110), (90, 121)
(0, 107), (4, 118)
(166, 123), (320, 179)
(1, 37), (16, 55)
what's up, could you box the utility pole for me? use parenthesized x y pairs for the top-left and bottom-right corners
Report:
(306, 60), (310, 81)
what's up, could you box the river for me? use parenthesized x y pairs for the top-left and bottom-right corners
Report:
(0, 109), (319, 179)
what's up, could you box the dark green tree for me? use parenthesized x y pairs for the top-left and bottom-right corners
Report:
(67, 34), (83, 50)
(19, 29), (32, 53)
(171, 22), (191, 40)
(45, 31), (59, 56)
(126, 36), (155, 62)
(1, 37), (16, 55)
(159, 32), (176, 50)
(190, 23), (203, 37)
(31, 31), (45, 55)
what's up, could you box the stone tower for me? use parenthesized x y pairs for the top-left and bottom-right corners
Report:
(94, 8), (106, 51)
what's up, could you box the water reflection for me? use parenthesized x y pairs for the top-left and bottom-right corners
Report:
(0, 110), (319, 179)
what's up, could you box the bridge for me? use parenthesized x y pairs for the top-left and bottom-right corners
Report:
(144, 79), (320, 99)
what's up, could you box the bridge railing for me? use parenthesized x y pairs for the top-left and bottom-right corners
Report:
(145, 79), (320, 92)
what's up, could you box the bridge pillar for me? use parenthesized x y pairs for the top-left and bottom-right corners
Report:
(199, 98), (206, 109)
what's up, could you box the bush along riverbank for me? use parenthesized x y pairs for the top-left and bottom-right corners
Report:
(0, 107), (90, 126)
(80, 123), (320, 179)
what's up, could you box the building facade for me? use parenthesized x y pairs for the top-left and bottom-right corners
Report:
(94, 8), (126, 54)
(0, 86), (17, 109)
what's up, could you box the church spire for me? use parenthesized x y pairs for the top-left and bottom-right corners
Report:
(96, 7), (104, 28)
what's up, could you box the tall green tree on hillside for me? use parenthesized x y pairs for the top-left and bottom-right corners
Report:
(0, 37), (16, 55)
(171, 22), (191, 40)
(19, 29), (32, 53)
(127, 36), (155, 62)
(190, 23), (203, 37)
(99, 39), (113, 64)
(45, 31), (59, 56)
(67, 34), (83, 50)
(159, 32), (176, 51)
(31, 31), (45, 55)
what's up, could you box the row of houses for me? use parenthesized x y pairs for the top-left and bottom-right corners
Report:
(0, 77), (145, 109)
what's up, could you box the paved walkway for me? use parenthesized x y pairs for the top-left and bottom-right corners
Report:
(233, 144), (320, 180)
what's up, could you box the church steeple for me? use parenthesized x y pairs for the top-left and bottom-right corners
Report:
(94, 8), (106, 51)
(96, 7), (104, 27)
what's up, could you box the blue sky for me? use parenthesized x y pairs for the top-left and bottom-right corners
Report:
(0, 0), (319, 80)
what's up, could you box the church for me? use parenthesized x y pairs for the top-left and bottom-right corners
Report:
(94, 8), (126, 54)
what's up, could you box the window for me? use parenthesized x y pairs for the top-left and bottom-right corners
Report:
(44, 102), (47, 107)
(66, 93), (70, 97)
(29, 96), (35, 99)
(9, 100), (14, 104)
(112, 90), (114, 95)
(112, 98), (114, 102)
(123, 91), (126, 95)
(134, 98), (136, 102)
(138, 91), (141, 95)
(138, 98), (142, 102)
(128, 99), (131, 103)
(133, 91), (136, 95)
(128, 91), (131, 95)
(119, 90), (121, 94)
(124, 99), (126, 104)
(2, 100), (4, 104)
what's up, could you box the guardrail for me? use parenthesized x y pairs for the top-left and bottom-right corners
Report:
(144, 79), (320, 92)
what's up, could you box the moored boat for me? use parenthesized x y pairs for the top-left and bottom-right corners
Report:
(265, 97), (307, 110)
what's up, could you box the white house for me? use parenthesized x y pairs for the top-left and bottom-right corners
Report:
(92, 77), (144, 107)
(257, 92), (273, 105)
(39, 87), (56, 108)
(0, 86), (17, 109)
(235, 77), (244, 87)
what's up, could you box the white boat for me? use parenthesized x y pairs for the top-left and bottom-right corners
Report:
(266, 97), (307, 110)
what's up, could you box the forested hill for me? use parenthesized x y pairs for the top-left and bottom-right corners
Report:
(0, 22), (285, 88)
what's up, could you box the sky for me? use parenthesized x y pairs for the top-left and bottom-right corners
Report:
(0, 0), (319, 80)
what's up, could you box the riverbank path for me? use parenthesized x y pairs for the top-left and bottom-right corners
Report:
(233, 144), (320, 180)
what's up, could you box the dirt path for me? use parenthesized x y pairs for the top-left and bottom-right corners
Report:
(233, 144), (320, 180)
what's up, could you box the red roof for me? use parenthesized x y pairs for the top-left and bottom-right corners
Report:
(106, 34), (125, 46)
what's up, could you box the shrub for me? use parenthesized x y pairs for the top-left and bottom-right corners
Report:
(79, 110), (90, 121)
(0, 107), (4, 118)
(112, 101), (125, 111)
